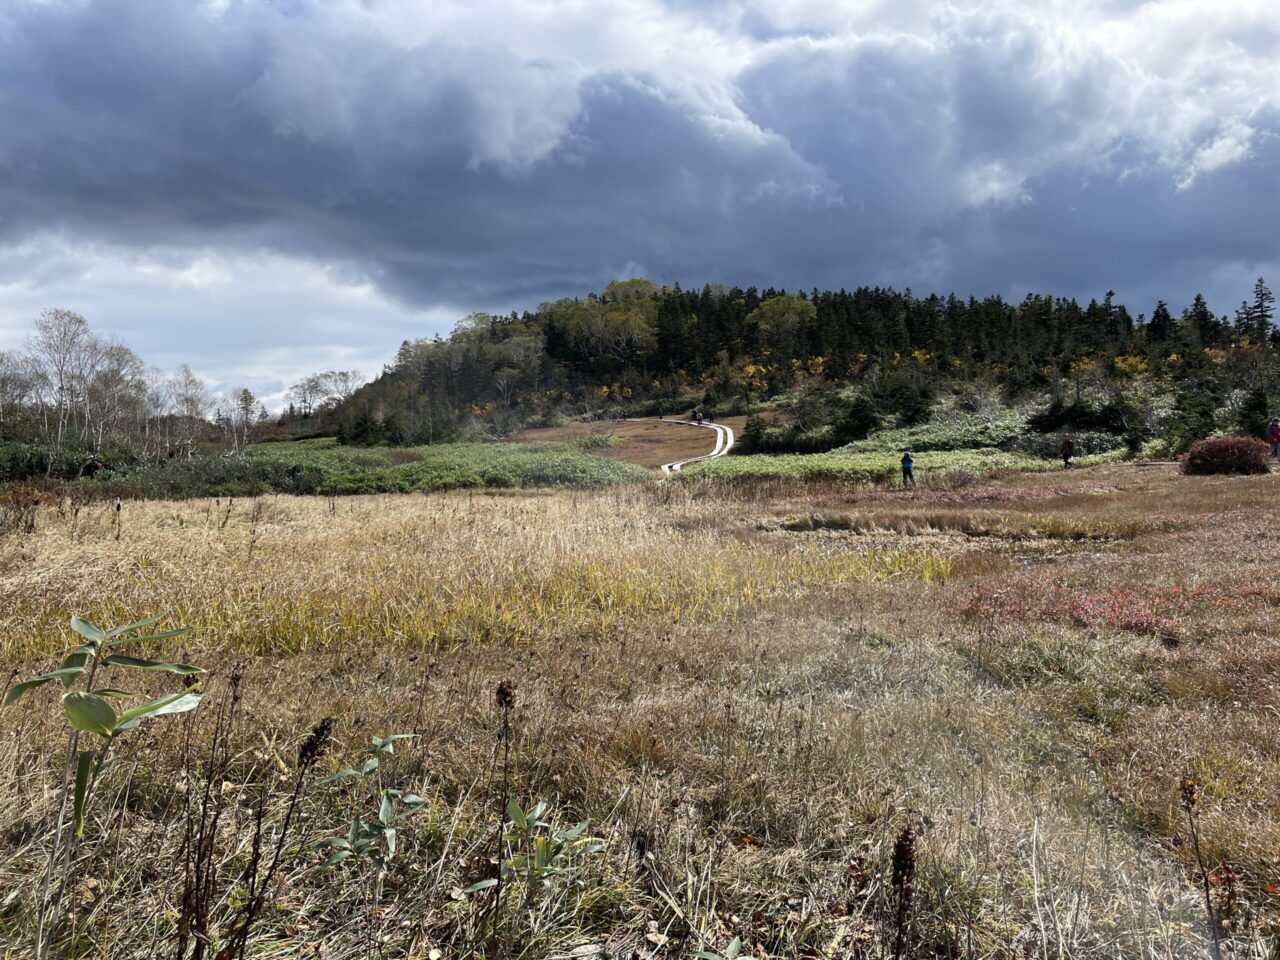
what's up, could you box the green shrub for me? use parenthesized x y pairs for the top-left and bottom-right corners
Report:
(737, 385), (880, 454)
(734, 422), (839, 455)
(1013, 430), (1124, 459)
(1028, 397), (1129, 433)
(685, 447), (1048, 484)
(85, 439), (648, 499)
(0, 442), (46, 481)
(91, 456), (327, 499)
(1236, 386), (1271, 438)
(1162, 389), (1218, 453)
(842, 408), (1028, 454)
(838, 393), (881, 442)
(573, 432), (619, 450)
(873, 371), (934, 426)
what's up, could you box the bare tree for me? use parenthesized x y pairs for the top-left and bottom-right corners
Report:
(287, 369), (364, 416)
(143, 366), (173, 454)
(324, 369), (364, 402)
(170, 364), (211, 459)
(26, 308), (105, 451)
(0, 350), (34, 427)
(287, 374), (327, 416)
(85, 343), (146, 453)
(4, 310), (223, 467)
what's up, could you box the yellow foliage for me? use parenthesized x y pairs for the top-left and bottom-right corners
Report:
(1113, 355), (1149, 376)
(1070, 358), (1097, 376)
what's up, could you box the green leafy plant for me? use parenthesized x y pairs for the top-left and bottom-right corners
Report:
(467, 799), (603, 897)
(5, 614), (204, 960)
(318, 734), (427, 900)
(504, 799), (603, 892)
(694, 937), (749, 960)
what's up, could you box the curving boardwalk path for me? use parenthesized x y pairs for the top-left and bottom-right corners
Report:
(657, 419), (735, 475)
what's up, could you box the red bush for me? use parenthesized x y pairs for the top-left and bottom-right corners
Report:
(1180, 436), (1272, 476)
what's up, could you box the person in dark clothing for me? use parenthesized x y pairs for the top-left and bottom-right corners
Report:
(1060, 436), (1074, 468)
(901, 450), (914, 488)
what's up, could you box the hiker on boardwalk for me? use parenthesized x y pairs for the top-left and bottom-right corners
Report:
(1060, 436), (1074, 468)
(901, 450), (915, 488)
(692, 407), (703, 424)
(1267, 418), (1280, 459)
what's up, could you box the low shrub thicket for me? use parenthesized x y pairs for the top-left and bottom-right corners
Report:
(686, 445), (1127, 484)
(687, 447), (1041, 484)
(738, 417), (842, 454)
(842, 409), (1027, 454)
(832, 408), (1126, 461)
(63, 439), (648, 499)
(572, 432), (619, 450)
(95, 457), (328, 499)
(1180, 437), (1272, 475)
(1028, 397), (1131, 433)
(0, 442), (47, 481)
(1013, 430), (1125, 459)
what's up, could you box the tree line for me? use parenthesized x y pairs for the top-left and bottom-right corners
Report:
(0, 308), (362, 479)
(4, 276), (1276, 476)
(337, 276), (1279, 450)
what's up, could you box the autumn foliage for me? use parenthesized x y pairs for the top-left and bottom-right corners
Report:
(1180, 436), (1271, 475)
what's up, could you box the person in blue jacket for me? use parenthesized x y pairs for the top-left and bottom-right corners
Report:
(901, 450), (915, 488)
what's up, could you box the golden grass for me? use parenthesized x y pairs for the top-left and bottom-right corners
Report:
(0, 468), (1278, 958)
(0, 490), (948, 659)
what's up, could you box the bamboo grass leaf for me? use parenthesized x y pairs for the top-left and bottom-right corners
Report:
(101, 654), (204, 675)
(63, 693), (117, 736)
(113, 690), (202, 731)
(70, 618), (106, 643)
(105, 614), (169, 639)
(5, 668), (87, 706)
(105, 628), (193, 649)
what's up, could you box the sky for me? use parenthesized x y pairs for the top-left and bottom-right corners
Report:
(1, 0), (1278, 403)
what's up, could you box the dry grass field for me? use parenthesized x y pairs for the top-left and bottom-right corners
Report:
(1, 465), (1278, 958)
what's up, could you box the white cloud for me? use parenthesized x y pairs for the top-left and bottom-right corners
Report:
(1177, 119), (1257, 189)
(1, 0), (1279, 374)
(0, 238), (455, 404)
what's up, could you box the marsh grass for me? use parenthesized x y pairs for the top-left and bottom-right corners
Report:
(1, 468), (1278, 957)
(774, 510), (1161, 542)
(0, 490), (949, 659)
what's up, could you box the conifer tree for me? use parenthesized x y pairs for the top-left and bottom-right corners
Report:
(1252, 277), (1275, 343)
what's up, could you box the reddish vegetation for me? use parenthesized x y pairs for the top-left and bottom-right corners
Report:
(963, 577), (1280, 635)
(852, 481), (1119, 505)
(1181, 436), (1272, 475)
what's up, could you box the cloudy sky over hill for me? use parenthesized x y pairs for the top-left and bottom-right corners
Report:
(1, 0), (1277, 396)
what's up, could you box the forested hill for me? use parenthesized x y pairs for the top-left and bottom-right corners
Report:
(335, 276), (1279, 451)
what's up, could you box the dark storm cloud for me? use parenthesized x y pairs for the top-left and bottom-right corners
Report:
(1, 0), (831, 306)
(1, 0), (1277, 365)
